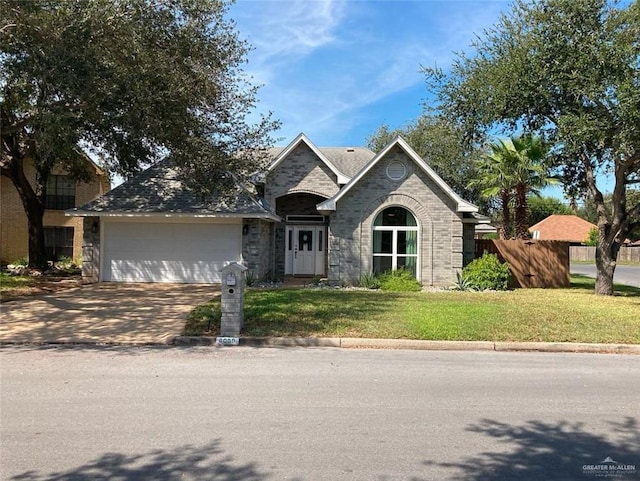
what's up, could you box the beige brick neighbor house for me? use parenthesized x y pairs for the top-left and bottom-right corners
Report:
(1, 158), (110, 265)
(70, 134), (489, 285)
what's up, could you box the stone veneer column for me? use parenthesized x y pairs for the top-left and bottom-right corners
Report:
(81, 216), (100, 284)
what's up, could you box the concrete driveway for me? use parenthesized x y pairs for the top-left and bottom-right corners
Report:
(0, 283), (218, 345)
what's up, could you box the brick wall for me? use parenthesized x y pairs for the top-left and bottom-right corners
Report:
(265, 143), (340, 206)
(81, 216), (100, 283)
(1, 161), (108, 264)
(327, 148), (464, 286)
(241, 219), (273, 281)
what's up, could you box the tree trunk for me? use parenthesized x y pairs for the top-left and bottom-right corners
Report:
(594, 228), (620, 296)
(514, 182), (528, 239)
(2, 159), (48, 270)
(500, 189), (511, 240)
(25, 199), (48, 270)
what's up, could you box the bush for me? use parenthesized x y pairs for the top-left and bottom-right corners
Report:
(11, 257), (28, 268)
(585, 227), (598, 246)
(53, 256), (81, 275)
(462, 253), (511, 290)
(245, 271), (258, 286)
(357, 272), (381, 289)
(378, 269), (422, 292)
(451, 271), (474, 291)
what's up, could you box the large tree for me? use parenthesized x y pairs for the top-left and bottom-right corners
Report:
(367, 114), (485, 209)
(1, 0), (278, 269)
(424, 0), (640, 295)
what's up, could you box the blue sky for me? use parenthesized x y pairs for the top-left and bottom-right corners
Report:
(229, 0), (511, 146)
(228, 0), (616, 198)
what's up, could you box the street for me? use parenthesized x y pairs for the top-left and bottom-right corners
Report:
(1, 346), (639, 481)
(571, 264), (640, 288)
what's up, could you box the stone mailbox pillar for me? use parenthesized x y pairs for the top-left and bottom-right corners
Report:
(218, 262), (248, 343)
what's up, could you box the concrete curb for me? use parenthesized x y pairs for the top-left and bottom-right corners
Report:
(172, 336), (640, 354)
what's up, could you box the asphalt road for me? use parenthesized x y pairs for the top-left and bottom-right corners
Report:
(1, 346), (639, 481)
(571, 264), (640, 287)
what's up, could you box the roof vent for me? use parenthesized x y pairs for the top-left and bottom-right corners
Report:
(346, 148), (355, 152)
(386, 161), (407, 181)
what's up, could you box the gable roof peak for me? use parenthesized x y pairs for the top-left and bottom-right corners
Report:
(267, 132), (350, 184)
(318, 135), (477, 213)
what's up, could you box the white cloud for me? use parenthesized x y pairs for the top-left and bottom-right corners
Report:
(231, 0), (513, 145)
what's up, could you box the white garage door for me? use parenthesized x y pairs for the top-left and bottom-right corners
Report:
(102, 221), (241, 283)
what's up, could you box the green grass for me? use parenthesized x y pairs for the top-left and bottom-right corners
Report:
(0, 272), (34, 292)
(184, 275), (640, 344)
(571, 260), (640, 266)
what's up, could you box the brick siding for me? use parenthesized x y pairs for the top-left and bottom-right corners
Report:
(327, 148), (465, 286)
(1, 162), (108, 264)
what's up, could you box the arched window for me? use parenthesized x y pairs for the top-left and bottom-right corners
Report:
(373, 207), (418, 277)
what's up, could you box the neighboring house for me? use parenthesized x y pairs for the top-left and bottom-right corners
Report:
(0, 158), (110, 265)
(528, 214), (596, 244)
(69, 134), (488, 285)
(474, 223), (498, 239)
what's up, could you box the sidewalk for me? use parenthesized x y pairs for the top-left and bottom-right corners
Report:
(174, 336), (640, 354)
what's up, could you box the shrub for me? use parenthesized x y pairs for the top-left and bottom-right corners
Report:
(53, 256), (81, 275)
(462, 253), (511, 290)
(378, 269), (422, 292)
(11, 257), (28, 268)
(245, 271), (258, 287)
(357, 272), (381, 289)
(451, 271), (474, 291)
(585, 227), (598, 246)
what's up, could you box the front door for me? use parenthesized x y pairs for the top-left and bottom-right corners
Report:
(285, 226), (325, 276)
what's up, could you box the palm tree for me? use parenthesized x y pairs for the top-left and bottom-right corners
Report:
(470, 134), (557, 239)
(508, 135), (558, 238)
(469, 141), (516, 239)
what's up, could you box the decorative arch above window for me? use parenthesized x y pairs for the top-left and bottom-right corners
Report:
(373, 207), (418, 277)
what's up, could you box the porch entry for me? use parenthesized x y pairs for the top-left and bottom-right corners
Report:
(285, 225), (325, 276)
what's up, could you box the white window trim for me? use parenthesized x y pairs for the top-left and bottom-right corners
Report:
(372, 225), (419, 273)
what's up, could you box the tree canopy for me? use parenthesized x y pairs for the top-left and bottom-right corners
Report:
(527, 196), (573, 228)
(1, 0), (279, 268)
(470, 135), (556, 239)
(424, 0), (640, 294)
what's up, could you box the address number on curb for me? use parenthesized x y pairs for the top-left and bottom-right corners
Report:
(216, 337), (240, 346)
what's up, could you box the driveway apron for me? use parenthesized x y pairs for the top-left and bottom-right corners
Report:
(0, 283), (218, 344)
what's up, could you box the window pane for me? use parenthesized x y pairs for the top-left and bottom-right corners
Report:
(318, 230), (323, 251)
(373, 256), (392, 275)
(374, 207), (417, 227)
(298, 230), (313, 251)
(44, 227), (74, 261)
(397, 256), (417, 277)
(373, 231), (392, 254)
(45, 175), (76, 210)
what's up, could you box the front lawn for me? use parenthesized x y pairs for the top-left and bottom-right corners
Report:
(0, 271), (81, 301)
(184, 275), (640, 344)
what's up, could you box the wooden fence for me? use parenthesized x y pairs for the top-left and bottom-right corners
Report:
(475, 239), (570, 288)
(570, 245), (640, 262)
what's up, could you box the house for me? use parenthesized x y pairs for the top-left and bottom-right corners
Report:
(528, 214), (596, 244)
(69, 134), (488, 285)
(0, 158), (110, 265)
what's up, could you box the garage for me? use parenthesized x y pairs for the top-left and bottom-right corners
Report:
(102, 220), (241, 283)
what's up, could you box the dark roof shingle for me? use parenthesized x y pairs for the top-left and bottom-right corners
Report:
(71, 159), (275, 217)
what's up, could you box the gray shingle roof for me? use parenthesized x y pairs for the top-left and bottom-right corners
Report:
(71, 159), (276, 217)
(268, 146), (375, 178)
